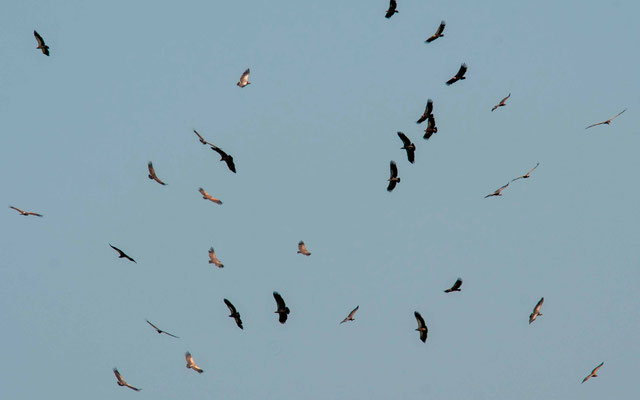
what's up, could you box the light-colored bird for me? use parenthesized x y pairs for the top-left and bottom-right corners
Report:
(529, 297), (544, 324)
(113, 368), (141, 391)
(586, 109), (626, 129)
(491, 93), (511, 111)
(582, 362), (604, 383)
(414, 311), (428, 343)
(185, 352), (204, 373)
(340, 306), (359, 324)
(297, 241), (311, 256)
(484, 183), (509, 198)
(33, 30), (49, 56)
(425, 21), (445, 43)
(193, 129), (210, 145)
(237, 68), (250, 87)
(511, 163), (540, 182)
(199, 188), (222, 205)
(147, 162), (166, 185)
(9, 206), (42, 217)
(208, 247), (224, 268)
(145, 319), (179, 338)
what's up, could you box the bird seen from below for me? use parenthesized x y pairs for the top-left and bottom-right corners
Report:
(193, 129), (210, 145)
(208, 247), (224, 268)
(33, 30), (49, 56)
(446, 63), (467, 85)
(340, 305), (359, 324)
(425, 21), (446, 43)
(444, 278), (463, 293)
(198, 187), (222, 205)
(273, 292), (290, 324)
(511, 163), (540, 182)
(9, 206), (42, 217)
(416, 99), (433, 124)
(185, 352), (204, 373)
(397, 132), (416, 163)
(109, 244), (136, 263)
(491, 93), (511, 111)
(147, 162), (166, 185)
(113, 368), (141, 391)
(414, 311), (428, 343)
(237, 68), (250, 87)
(423, 115), (438, 140)
(484, 183), (509, 198)
(297, 241), (311, 256)
(585, 109), (627, 129)
(529, 297), (544, 324)
(223, 299), (243, 330)
(582, 362), (604, 383)
(385, 0), (398, 18)
(145, 320), (179, 338)
(387, 161), (400, 192)
(210, 144), (236, 173)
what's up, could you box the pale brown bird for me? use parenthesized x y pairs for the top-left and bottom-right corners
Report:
(113, 368), (141, 391)
(582, 362), (604, 383)
(340, 305), (359, 324)
(385, 0), (398, 18)
(529, 297), (544, 324)
(198, 188), (222, 205)
(185, 352), (204, 373)
(491, 93), (511, 111)
(273, 292), (290, 324)
(223, 299), (243, 329)
(511, 163), (539, 182)
(147, 162), (166, 185)
(586, 109), (626, 129)
(423, 115), (438, 140)
(484, 183), (509, 198)
(387, 161), (400, 192)
(425, 21), (445, 43)
(297, 241), (311, 256)
(444, 278), (462, 293)
(33, 30), (49, 56)
(208, 247), (224, 268)
(416, 99), (433, 124)
(109, 244), (136, 263)
(414, 311), (428, 343)
(145, 319), (179, 338)
(193, 129), (210, 145)
(446, 63), (467, 85)
(9, 206), (42, 217)
(237, 68), (250, 87)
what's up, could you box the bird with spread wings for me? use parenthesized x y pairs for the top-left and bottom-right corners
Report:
(340, 306), (359, 324)
(425, 21), (445, 43)
(446, 63), (467, 85)
(582, 362), (604, 383)
(33, 30), (49, 56)
(185, 352), (204, 373)
(585, 109), (626, 129)
(9, 206), (42, 217)
(147, 162), (166, 185)
(491, 93), (511, 112)
(113, 368), (141, 391)
(224, 299), (243, 329)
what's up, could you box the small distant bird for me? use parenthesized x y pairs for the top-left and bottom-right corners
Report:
(444, 278), (463, 293)
(491, 93), (511, 112)
(273, 292), (290, 324)
(145, 319), (179, 338)
(147, 162), (166, 185)
(582, 362), (604, 384)
(529, 297), (544, 324)
(425, 21), (446, 43)
(416, 99), (433, 124)
(237, 68), (251, 87)
(199, 188), (222, 205)
(193, 129), (210, 145)
(340, 305), (359, 324)
(113, 368), (141, 391)
(210, 144), (236, 173)
(185, 352), (204, 373)
(33, 30), (49, 56)
(208, 247), (224, 268)
(109, 244), (136, 263)
(585, 109), (626, 129)
(511, 163), (540, 182)
(397, 132), (416, 163)
(9, 206), (42, 217)
(414, 311), (428, 343)
(297, 241), (311, 256)
(484, 183), (509, 198)
(223, 299), (243, 330)
(387, 161), (400, 192)
(385, 0), (398, 18)
(446, 63), (467, 85)
(423, 115), (438, 140)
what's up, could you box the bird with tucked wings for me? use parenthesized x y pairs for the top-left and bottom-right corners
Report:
(484, 183), (509, 198)
(109, 244), (136, 263)
(397, 132), (416, 163)
(529, 297), (544, 324)
(446, 63), (467, 85)
(113, 368), (141, 391)
(491, 93), (511, 111)
(273, 292), (290, 324)
(582, 362), (604, 383)
(237, 68), (251, 87)
(444, 278), (462, 293)
(224, 299), (243, 329)
(185, 352), (204, 373)
(145, 319), (179, 338)
(511, 163), (539, 182)
(33, 30), (49, 56)
(208, 247), (224, 268)
(585, 109), (626, 129)
(210, 144), (236, 173)
(414, 311), (428, 343)
(199, 188), (222, 205)
(385, 0), (398, 18)
(9, 206), (42, 217)
(387, 161), (400, 192)
(297, 241), (311, 256)
(147, 162), (166, 185)
(416, 99), (433, 124)
(340, 305), (359, 324)
(425, 21), (445, 43)
(423, 115), (438, 140)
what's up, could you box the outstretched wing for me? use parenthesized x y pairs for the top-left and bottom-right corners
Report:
(397, 131), (411, 147)
(210, 144), (227, 158)
(390, 161), (398, 178)
(273, 292), (286, 309)
(456, 64), (468, 78)
(414, 311), (426, 329)
(416, 100), (433, 123)
(533, 297), (544, 313)
(9, 206), (25, 214)
(435, 20), (446, 35)
(611, 109), (627, 120)
(34, 30), (45, 47)
(224, 298), (237, 314)
(225, 156), (236, 173)
(193, 129), (208, 145)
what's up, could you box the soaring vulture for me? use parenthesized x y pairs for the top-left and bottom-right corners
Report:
(199, 187), (222, 205)
(109, 244), (136, 263)
(224, 299), (243, 329)
(147, 162), (166, 185)
(446, 63), (467, 85)
(582, 362), (604, 383)
(185, 352), (204, 373)
(9, 206), (42, 217)
(193, 129), (210, 145)
(397, 132), (416, 163)
(273, 292), (290, 324)
(491, 93), (511, 111)
(414, 311), (428, 343)
(416, 99), (433, 124)
(387, 161), (400, 192)
(585, 109), (626, 129)
(208, 247), (224, 268)
(237, 68), (251, 87)
(340, 305), (359, 324)
(33, 30), (49, 56)
(113, 368), (141, 391)
(297, 241), (311, 256)
(425, 21), (446, 43)
(423, 115), (438, 140)
(385, 0), (398, 18)
(484, 183), (509, 198)
(511, 163), (540, 182)
(529, 297), (544, 324)
(210, 144), (236, 173)
(145, 319), (179, 338)
(444, 278), (462, 293)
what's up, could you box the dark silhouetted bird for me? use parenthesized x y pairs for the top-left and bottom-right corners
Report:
(199, 188), (222, 205)
(484, 183), (509, 198)
(511, 163), (539, 182)
(423, 115), (438, 140)
(237, 68), (251, 87)
(147, 162), (166, 185)
(33, 30), (49, 56)
(224, 299), (243, 329)
(387, 161), (400, 192)
(297, 241), (311, 256)
(582, 362), (604, 383)
(145, 319), (179, 338)
(446, 63), (467, 85)
(208, 247), (224, 268)
(425, 21), (445, 43)
(113, 368), (141, 391)
(109, 244), (136, 263)
(414, 312), (428, 343)
(444, 278), (462, 293)
(185, 352), (203, 373)
(586, 109), (626, 129)
(385, 0), (398, 18)
(340, 306), (359, 324)
(397, 132), (415, 163)
(416, 99), (433, 124)
(210, 144), (236, 173)
(491, 93), (511, 111)
(9, 206), (42, 217)
(273, 292), (290, 324)
(529, 297), (544, 324)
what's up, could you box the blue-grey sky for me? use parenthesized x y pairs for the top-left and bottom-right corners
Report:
(1, 1), (638, 399)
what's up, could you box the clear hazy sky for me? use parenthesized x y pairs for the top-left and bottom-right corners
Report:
(1, 1), (638, 399)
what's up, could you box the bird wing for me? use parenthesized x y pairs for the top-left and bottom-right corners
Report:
(26, 212), (43, 216)
(298, 241), (308, 253)
(225, 156), (236, 173)
(390, 161), (398, 178)
(397, 132), (411, 147)
(611, 109), (626, 120)
(452, 278), (462, 290)
(533, 297), (544, 313)
(145, 319), (160, 332)
(109, 244), (124, 257)
(193, 129), (208, 144)
(387, 180), (397, 192)
(385, 0), (397, 17)
(414, 311), (425, 329)
(585, 121), (606, 129)
(456, 64), (468, 78)
(210, 145), (226, 158)
(592, 362), (604, 374)
(500, 93), (511, 104)
(273, 292), (286, 309)
(435, 21), (446, 35)
(499, 183), (509, 191)
(526, 162), (540, 175)
(34, 30), (45, 46)
(199, 187), (210, 199)
(240, 68), (250, 84)
(113, 368), (125, 384)
(147, 162), (156, 178)
(224, 298), (237, 314)
(348, 305), (359, 319)
(407, 148), (415, 164)
(9, 206), (25, 214)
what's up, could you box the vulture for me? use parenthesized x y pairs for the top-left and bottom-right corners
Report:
(444, 278), (463, 293)
(224, 299), (243, 329)
(113, 368), (141, 391)
(145, 319), (179, 338)
(416, 99), (433, 124)
(237, 68), (251, 87)
(511, 163), (540, 182)
(33, 30), (49, 56)
(414, 311), (428, 343)
(529, 297), (544, 324)
(397, 132), (416, 163)
(199, 187), (222, 205)
(585, 109), (626, 129)
(423, 115), (438, 140)
(109, 244), (136, 263)
(385, 0), (398, 18)
(185, 352), (204, 373)
(491, 93), (511, 111)
(297, 241), (311, 256)
(582, 362), (604, 383)
(210, 144), (236, 173)
(425, 21), (446, 43)
(208, 247), (224, 268)
(193, 129), (210, 145)
(446, 63), (467, 85)
(9, 206), (42, 217)
(273, 292), (290, 324)
(340, 305), (359, 324)
(484, 183), (509, 198)
(147, 162), (166, 185)
(387, 161), (400, 192)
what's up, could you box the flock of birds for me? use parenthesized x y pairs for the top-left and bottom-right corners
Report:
(14, 4), (629, 393)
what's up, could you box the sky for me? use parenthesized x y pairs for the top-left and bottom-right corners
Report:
(1, 0), (639, 399)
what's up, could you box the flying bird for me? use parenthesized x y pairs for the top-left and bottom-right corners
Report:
(397, 132), (416, 163)
(425, 21), (446, 43)
(446, 63), (467, 85)
(387, 161), (400, 192)
(210, 144), (236, 173)
(237, 68), (250, 87)
(273, 292), (290, 324)
(223, 299), (243, 329)
(511, 163), (540, 182)
(33, 30), (49, 56)
(414, 311), (428, 343)
(198, 188), (222, 205)
(444, 278), (463, 293)
(297, 241), (311, 256)
(423, 115), (438, 140)
(185, 352), (204, 373)
(113, 368), (141, 391)
(340, 305), (359, 324)
(491, 93), (511, 111)
(582, 362), (604, 383)
(529, 297), (544, 324)
(147, 162), (166, 185)
(416, 99), (433, 124)
(109, 244), (136, 263)
(208, 247), (224, 268)
(9, 206), (42, 217)
(385, 0), (398, 18)
(193, 129), (210, 145)
(145, 319), (179, 338)
(484, 183), (509, 198)
(585, 109), (626, 129)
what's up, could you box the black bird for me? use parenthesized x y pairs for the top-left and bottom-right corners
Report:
(223, 299), (243, 329)
(423, 115), (438, 140)
(385, 0), (398, 18)
(397, 132), (415, 163)
(113, 368), (141, 391)
(193, 129), (210, 145)
(416, 99), (433, 124)
(273, 292), (290, 324)
(414, 311), (428, 343)
(446, 63), (467, 85)
(425, 21), (446, 43)
(33, 30), (49, 56)
(444, 278), (462, 293)
(147, 162), (166, 185)
(387, 161), (400, 192)
(210, 144), (236, 173)
(109, 244), (136, 263)
(145, 319), (179, 338)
